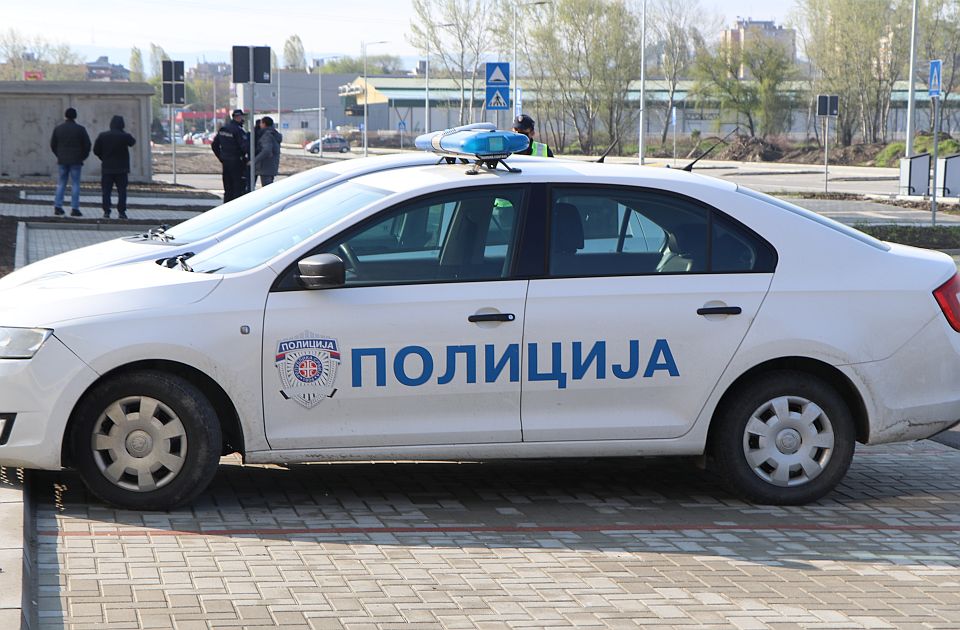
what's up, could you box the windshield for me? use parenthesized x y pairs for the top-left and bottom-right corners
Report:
(164, 168), (337, 243)
(187, 181), (392, 274)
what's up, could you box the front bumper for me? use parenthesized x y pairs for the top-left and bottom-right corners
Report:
(851, 315), (960, 444)
(0, 335), (99, 469)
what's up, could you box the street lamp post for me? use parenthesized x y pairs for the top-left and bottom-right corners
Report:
(363, 40), (388, 157)
(425, 39), (430, 133)
(513, 1), (549, 118)
(906, 0), (919, 156)
(316, 56), (341, 158)
(639, 0), (647, 165)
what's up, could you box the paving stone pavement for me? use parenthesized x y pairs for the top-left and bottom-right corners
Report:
(30, 440), (960, 629)
(20, 193), (217, 209)
(0, 202), (205, 221)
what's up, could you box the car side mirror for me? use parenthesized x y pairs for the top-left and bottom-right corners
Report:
(297, 253), (345, 289)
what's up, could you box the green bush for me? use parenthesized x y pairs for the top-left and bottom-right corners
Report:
(874, 142), (905, 167)
(857, 224), (960, 249)
(875, 137), (960, 167)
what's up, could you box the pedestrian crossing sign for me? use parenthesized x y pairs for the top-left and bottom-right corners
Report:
(930, 59), (942, 98)
(486, 87), (509, 111)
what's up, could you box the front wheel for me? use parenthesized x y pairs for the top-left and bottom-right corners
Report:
(70, 370), (222, 510)
(711, 370), (855, 505)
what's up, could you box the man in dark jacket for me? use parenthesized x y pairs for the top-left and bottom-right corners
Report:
(254, 116), (282, 187)
(50, 107), (92, 216)
(211, 109), (249, 202)
(93, 115), (137, 219)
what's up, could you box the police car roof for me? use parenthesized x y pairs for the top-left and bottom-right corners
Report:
(318, 152), (440, 175)
(345, 157), (739, 196)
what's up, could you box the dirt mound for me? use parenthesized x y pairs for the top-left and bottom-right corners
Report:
(779, 142), (886, 166)
(713, 136), (785, 162)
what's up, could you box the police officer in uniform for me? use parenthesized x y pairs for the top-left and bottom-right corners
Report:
(212, 109), (249, 202)
(511, 114), (553, 157)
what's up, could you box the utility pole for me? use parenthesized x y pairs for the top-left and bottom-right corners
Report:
(638, 0), (647, 165)
(906, 0), (919, 156)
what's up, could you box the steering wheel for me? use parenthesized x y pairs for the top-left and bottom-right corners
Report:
(338, 243), (362, 275)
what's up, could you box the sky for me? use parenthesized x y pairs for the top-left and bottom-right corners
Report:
(14, 0), (797, 69)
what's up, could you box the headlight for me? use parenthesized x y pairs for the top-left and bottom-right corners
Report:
(0, 327), (53, 359)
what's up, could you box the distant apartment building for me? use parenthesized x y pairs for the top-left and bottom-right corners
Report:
(85, 56), (130, 81)
(721, 18), (797, 79)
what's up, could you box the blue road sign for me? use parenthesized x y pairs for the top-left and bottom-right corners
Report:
(930, 59), (943, 98)
(486, 86), (510, 111)
(486, 62), (510, 86)
(398, 120), (407, 131)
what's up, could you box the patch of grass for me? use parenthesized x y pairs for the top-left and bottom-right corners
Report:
(856, 224), (960, 249)
(874, 136), (960, 167)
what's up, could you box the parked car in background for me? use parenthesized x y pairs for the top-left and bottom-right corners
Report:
(305, 135), (351, 154)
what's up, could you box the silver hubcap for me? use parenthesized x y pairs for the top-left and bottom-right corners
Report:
(91, 396), (188, 492)
(742, 395), (835, 487)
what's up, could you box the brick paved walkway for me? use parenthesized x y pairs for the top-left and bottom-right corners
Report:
(31, 440), (960, 629)
(0, 202), (206, 221)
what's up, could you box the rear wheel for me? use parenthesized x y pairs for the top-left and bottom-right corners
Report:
(711, 370), (855, 505)
(71, 370), (222, 510)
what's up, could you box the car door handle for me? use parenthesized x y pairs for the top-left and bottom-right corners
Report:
(697, 306), (742, 316)
(468, 313), (516, 323)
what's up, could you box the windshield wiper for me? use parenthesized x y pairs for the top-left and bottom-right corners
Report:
(176, 254), (193, 272)
(143, 224), (174, 242)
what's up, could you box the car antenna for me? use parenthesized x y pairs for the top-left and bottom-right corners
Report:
(680, 126), (740, 172)
(595, 138), (619, 163)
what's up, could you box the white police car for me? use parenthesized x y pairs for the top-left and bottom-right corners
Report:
(1, 127), (958, 510)
(0, 152), (445, 290)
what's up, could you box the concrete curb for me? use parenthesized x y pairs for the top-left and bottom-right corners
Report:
(0, 469), (26, 629)
(13, 222), (26, 270)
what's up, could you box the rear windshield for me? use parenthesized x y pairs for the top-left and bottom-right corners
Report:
(737, 187), (890, 251)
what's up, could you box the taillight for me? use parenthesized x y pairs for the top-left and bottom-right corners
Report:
(934, 273), (960, 332)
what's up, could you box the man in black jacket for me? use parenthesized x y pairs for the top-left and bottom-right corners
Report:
(93, 115), (137, 219)
(50, 107), (91, 217)
(211, 109), (249, 202)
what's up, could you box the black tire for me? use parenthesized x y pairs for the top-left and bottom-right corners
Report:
(309, 146), (319, 154)
(711, 370), (855, 505)
(70, 370), (222, 511)
(340, 146), (350, 153)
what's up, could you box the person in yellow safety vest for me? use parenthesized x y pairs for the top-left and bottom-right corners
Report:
(511, 114), (554, 157)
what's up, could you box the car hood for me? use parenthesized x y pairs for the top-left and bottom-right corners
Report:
(0, 261), (220, 328)
(0, 235), (178, 291)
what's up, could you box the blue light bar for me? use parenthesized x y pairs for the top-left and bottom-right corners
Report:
(415, 124), (530, 159)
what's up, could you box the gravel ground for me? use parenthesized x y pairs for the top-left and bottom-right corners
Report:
(152, 145), (324, 175)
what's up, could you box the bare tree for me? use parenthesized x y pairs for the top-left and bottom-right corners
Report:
(527, 0), (641, 154)
(129, 47), (145, 82)
(797, 0), (910, 145)
(409, 0), (496, 125)
(650, 0), (712, 145)
(283, 35), (306, 70)
(920, 0), (960, 133)
(149, 43), (169, 79)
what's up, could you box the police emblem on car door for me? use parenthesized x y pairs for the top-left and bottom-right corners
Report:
(275, 331), (341, 408)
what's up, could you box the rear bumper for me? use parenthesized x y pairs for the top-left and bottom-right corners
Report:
(850, 316), (960, 444)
